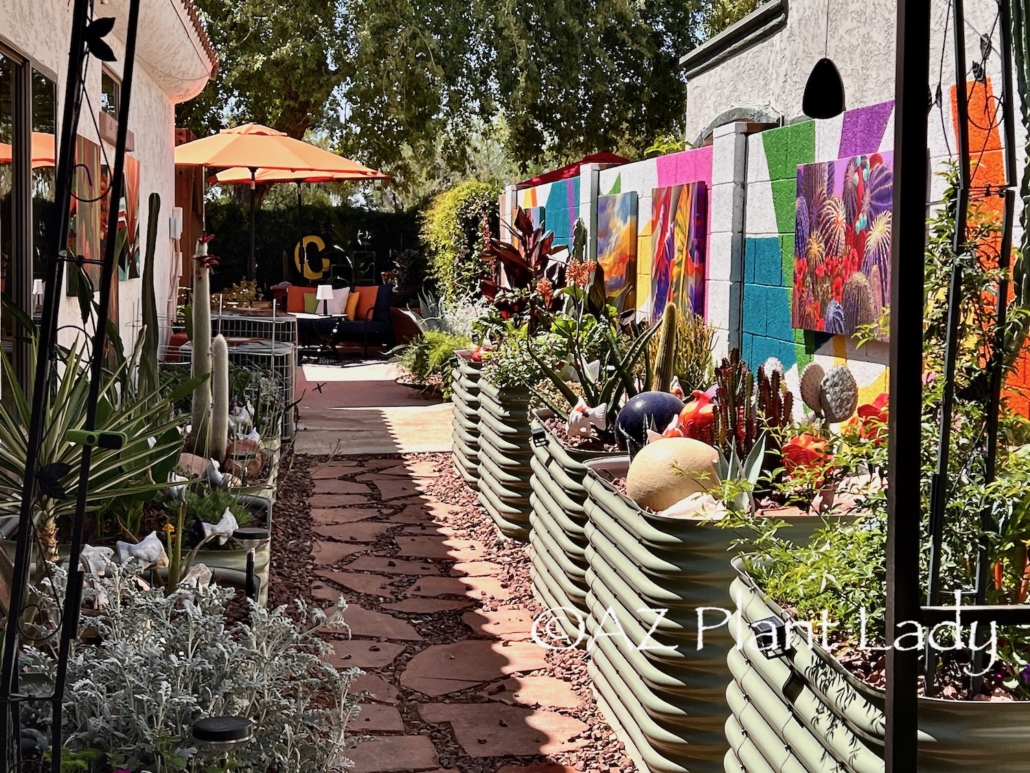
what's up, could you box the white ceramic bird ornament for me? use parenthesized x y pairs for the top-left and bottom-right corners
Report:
(670, 376), (684, 400)
(566, 398), (607, 438)
(80, 545), (114, 576)
(116, 531), (169, 569)
(201, 509), (239, 546)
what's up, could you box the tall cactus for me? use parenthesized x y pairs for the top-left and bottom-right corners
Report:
(140, 193), (161, 400)
(210, 334), (229, 463)
(713, 347), (757, 459)
(757, 363), (793, 429)
(191, 239), (212, 457)
(653, 302), (678, 392)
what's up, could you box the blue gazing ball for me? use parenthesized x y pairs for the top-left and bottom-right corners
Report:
(615, 391), (685, 451)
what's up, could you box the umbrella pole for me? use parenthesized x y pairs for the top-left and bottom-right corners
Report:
(297, 181), (303, 282)
(249, 166), (257, 281)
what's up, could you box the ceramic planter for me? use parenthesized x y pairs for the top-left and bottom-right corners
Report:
(725, 558), (1030, 772)
(529, 418), (617, 642)
(476, 379), (533, 541)
(582, 458), (841, 773)
(451, 354), (483, 489)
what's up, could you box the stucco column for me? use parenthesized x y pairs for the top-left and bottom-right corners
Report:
(499, 185), (517, 239)
(578, 163), (601, 260)
(707, 121), (749, 358)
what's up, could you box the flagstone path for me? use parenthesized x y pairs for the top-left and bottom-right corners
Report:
(301, 453), (634, 773)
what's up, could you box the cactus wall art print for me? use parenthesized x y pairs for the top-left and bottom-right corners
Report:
(650, 181), (707, 322)
(597, 191), (638, 313)
(792, 153), (893, 340)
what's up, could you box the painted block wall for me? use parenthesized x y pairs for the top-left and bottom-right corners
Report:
(515, 177), (582, 249)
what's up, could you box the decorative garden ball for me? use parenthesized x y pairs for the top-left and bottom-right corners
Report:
(615, 391), (685, 450)
(626, 438), (720, 512)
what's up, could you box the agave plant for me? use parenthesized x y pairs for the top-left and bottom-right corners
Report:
(0, 330), (199, 561)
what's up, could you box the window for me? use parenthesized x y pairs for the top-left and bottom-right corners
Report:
(101, 70), (119, 116)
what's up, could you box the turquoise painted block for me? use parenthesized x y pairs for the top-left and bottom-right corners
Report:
(742, 333), (755, 366)
(770, 179), (796, 236)
(744, 239), (757, 284)
(754, 239), (782, 286)
(767, 287), (793, 340)
(743, 285), (768, 337)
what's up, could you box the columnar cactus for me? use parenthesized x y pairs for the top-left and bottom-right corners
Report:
(713, 347), (757, 458)
(191, 238), (213, 456)
(211, 334), (229, 464)
(140, 193), (161, 400)
(757, 364), (793, 430)
(653, 302), (678, 393)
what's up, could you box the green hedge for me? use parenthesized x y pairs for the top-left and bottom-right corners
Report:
(420, 180), (500, 303)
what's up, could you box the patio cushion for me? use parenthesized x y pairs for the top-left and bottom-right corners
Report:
(354, 285), (379, 320)
(304, 293), (319, 314)
(327, 287), (349, 316)
(286, 286), (316, 313)
(345, 290), (361, 320)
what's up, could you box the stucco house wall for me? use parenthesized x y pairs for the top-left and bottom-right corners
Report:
(1, 0), (213, 353)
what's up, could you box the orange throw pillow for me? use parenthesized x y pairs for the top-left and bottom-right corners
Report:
(354, 285), (379, 321)
(286, 286), (313, 313)
(345, 289), (361, 320)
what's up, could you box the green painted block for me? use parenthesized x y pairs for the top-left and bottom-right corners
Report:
(795, 328), (814, 371)
(607, 174), (621, 196)
(786, 120), (816, 168)
(780, 234), (795, 290)
(761, 127), (791, 180)
(771, 179), (796, 235)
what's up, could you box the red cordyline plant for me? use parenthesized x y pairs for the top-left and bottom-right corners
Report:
(480, 207), (566, 324)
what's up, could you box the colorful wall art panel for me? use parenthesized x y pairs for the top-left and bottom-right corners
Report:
(67, 135), (101, 296)
(596, 192), (637, 312)
(650, 182), (708, 321)
(527, 206), (546, 231)
(792, 152), (893, 339)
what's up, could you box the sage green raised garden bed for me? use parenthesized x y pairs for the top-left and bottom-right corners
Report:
(725, 557), (1030, 772)
(529, 418), (616, 642)
(583, 458), (839, 773)
(451, 354), (482, 490)
(476, 379), (533, 541)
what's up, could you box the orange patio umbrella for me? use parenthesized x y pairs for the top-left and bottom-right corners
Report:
(174, 123), (387, 279)
(0, 132), (58, 169)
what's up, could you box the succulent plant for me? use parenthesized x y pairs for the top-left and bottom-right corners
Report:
(713, 347), (757, 459)
(820, 365), (859, 423)
(799, 362), (825, 412)
(191, 239), (213, 456)
(762, 357), (784, 377)
(653, 302), (678, 392)
(757, 363), (793, 430)
(211, 334), (229, 463)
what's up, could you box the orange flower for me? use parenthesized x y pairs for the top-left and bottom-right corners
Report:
(782, 433), (830, 474)
(846, 392), (889, 446)
(678, 390), (715, 439)
(536, 277), (554, 303)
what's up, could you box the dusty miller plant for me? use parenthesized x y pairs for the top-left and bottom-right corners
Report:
(20, 566), (361, 773)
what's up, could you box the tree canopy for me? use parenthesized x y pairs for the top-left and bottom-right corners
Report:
(177, 0), (756, 200)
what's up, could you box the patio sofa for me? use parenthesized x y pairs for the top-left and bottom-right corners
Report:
(334, 284), (394, 356)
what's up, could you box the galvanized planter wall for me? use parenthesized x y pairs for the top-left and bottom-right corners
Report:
(726, 558), (1030, 773)
(477, 379), (534, 541)
(529, 418), (616, 641)
(451, 355), (482, 489)
(583, 459), (835, 773)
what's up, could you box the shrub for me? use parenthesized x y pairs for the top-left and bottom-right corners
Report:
(420, 180), (500, 303)
(394, 331), (471, 397)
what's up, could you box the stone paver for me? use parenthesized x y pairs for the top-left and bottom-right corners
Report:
(390, 505), (435, 524)
(337, 603), (423, 641)
(406, 577), (468, 597)
(381, 598), (474, 614)
(352, 674), (400, 704)
(400, 641), (548, 697)
(461, 608), (535, 640)
(309, 493), (373, 508)
(495, 766), (579, 773)
(374, 478), (424, 500)
(484, 676), (583, 709)
(317, 571), (397, 599)
(394, 536), (487, 561)
(353, 703), (405, 733)
(312, 541), (366, 567)
(449, 561), (503, 577)
(344, 556), (442, 575)
(312, 507), (380, 525)
(398, 524), (459, 536)
(327, 641), (406, 669)
(347, 735), (440, 773)
(313, 521), (391, 543)
(310, 462), (361, 479)
(313, 479), (374, 495)
(459, 575), (512, 601)
(417, 703), (587, 757)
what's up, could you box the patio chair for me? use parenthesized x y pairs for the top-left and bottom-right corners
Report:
(333, 284), (394, 357)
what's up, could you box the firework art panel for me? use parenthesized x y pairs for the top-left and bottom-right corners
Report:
(792, 152), (893, 339)
(650, 182), (707, 320)
(596, 192), (637, 312)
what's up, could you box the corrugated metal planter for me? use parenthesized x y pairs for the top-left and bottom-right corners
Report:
(451, 353), (482, 489)
(725, 558), (1030, 772)
(476, 379), (533, 541)
(583, 458), (838, 773)
(529, 417), (617, 642)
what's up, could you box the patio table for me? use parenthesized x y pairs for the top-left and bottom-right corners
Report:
(293, 312), (347, 361)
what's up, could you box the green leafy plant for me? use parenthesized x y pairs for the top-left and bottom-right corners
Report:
(393, 330), (471, 397)
(421, 180), (500, 302)
(643, 134), (691, 159)
(640, 310), (716, 394)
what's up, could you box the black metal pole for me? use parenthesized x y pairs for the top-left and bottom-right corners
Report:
(249, 167), (257, 281)
(0, 1), (91, 769)
(50, 3), (144, 772)
(885, 0), (931, 767)
(924, 0), (972, 696)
